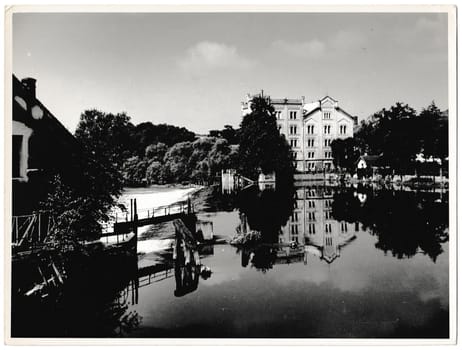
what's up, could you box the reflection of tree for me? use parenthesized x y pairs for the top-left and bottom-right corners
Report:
(237, 244), (278, 273)
(236, 185), (295, 243)
(331, 186), (448, 261)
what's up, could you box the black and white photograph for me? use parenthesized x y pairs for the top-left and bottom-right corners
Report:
(4, 4), (457, 345)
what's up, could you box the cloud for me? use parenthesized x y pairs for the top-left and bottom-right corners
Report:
(271, 39), (326, 58)
(270, 31), (366, 60)
(330, 30), (367, 52)
(178, 41), (254, 74)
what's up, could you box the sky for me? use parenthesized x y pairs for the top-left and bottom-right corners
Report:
(12, 12), (448, 134)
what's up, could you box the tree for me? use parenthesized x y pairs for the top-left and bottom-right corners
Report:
(75, 109), (134, 163)
(130, 122), (196, 156)
(419, 102), (448, 161)
(238, 96), (294, 181)
(209, 125), (239, 144)
(331, 137), (360, 172)
(368, 103), (419, 174)
(40, 110), (133, 242)
(163, 141), (194, 183)
(121, 156), (149, 186)
(146, 160), (168, 185)
(145, 142), (168, 162)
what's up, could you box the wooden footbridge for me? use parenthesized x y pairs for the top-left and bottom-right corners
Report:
(107, 198), (195, 235)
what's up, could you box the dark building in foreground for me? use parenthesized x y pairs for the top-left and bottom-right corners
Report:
(12, 75), (83, 215)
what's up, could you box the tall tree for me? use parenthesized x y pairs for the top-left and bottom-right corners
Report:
(369, 103), (419, 174)
(331, 137), (360, 172)
(238, 96), (294, 181)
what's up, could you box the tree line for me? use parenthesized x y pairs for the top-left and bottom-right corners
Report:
(42, 95), (292, 241)
(331, 101), (448, 175)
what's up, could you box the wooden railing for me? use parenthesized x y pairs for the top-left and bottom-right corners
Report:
(12, 212), (54, 249)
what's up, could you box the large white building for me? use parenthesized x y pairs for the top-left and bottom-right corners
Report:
(241, 94), (358, 172)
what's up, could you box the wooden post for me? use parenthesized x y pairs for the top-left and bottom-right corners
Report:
(134, 198), (138, 245)
(38, 213), (41, 242)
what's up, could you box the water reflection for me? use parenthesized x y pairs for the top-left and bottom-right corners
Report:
(331, 186), (449, 261)
(234, 184), (448, 266)
(173, 233), (212, 297)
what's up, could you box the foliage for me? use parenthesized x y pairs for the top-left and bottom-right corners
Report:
(418, 102), (448, 161)
(131, 122), (196, 156)
(145, 142), (168, 161)
(331, 137), (360, 172)
(121, 156), (149, 187)
(41, 175), (100, 248)
(75, 109), (134, 163)
(352, 102), (447, 175)
(238, 96), (294, 181)
(209, 125), (239, 144)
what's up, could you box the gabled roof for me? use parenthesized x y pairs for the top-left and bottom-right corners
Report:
(320, 95), (338, 103)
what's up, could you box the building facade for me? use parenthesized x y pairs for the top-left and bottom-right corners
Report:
(12, 75), (83, 215)
(241, 94), (358, 172)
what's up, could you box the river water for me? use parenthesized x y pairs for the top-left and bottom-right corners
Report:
(12, 183), (449, 338)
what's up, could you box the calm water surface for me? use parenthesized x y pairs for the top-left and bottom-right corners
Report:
(124, 184), (449, 338)
(12, 184), (449, 338)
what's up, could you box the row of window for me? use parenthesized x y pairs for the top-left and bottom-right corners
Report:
(305, 125), (348, 135)
(277, 110), (334, 121)
(276, 111), (298, 119)
(289, 125), (346, 136)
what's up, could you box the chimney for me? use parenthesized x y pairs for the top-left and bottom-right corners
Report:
(21, 77), (37, 99)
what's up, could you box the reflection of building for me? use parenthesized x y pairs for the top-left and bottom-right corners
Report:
(280, 187), (359, 264)
(241, 94), (357, 172)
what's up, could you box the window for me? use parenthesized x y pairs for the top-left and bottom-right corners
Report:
(324, 151), (332, 159)
(12, 135), (22, 178)
(307, 200), (315, 208)
(307, 138), (315, 147)
(276, 111), (282, 119)
(290, 139), (298, 148)
(307, 152), (315, 159)
(289, 125), (298, 135)
(325, 223), (332, 233)
(308, 223), (316, 234)
(307, 125), (315, 134)
(289, 111), (297, 119)
(324, 139), (331, 147)
(323, 112), (331, 119)
(341, 222), (348, 233)
(325, 210), (333, 219)
(307, 212), (316, 221)
(292, 151), (297, 159)
(324, 125), (331, 134)
(340, 125), (347, 134)
(291, 224), (299, 235)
